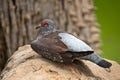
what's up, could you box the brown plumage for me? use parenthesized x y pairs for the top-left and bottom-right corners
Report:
(31, 31), (92, 63)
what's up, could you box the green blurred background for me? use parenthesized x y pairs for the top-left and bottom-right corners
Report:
(94, 0), (120, 63)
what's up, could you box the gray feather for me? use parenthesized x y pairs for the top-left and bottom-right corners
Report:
(80, 53), (112, 68)
(58, 33), (93, 52)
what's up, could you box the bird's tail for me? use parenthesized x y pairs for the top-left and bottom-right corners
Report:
(80, 53), (112, 68)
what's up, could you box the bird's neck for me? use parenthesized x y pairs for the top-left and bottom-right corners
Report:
(42, 29), (56, 33)
(38, 29), (56, 36)
(41, 31), (52, 35)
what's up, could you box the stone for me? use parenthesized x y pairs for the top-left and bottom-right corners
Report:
(1, 45), (120, 80)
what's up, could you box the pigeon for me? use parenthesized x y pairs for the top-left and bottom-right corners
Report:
(31, 19), (112, 68)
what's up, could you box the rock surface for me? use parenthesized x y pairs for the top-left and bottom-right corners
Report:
(0, 45), (120, 80)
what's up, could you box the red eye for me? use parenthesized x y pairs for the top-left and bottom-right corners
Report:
(41, 22), (48, 27)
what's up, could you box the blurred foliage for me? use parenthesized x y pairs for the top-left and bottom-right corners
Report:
(94, 0), (120, 63)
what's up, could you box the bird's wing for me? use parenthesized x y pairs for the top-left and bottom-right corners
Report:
(58, 33), (93, 52)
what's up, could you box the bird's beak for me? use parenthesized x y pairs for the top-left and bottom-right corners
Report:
(35, 24), (41, 29)
(35, 26), (40, 29)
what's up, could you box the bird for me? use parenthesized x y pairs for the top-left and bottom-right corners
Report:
(31, 19), (112, 68)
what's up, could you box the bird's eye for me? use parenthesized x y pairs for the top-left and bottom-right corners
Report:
(41, 22), (48, 27)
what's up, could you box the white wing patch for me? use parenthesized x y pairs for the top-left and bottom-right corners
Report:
(58, 33), (93, 52)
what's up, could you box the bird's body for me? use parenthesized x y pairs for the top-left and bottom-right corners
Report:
(31, 31), (93, 63)
(31, 19), (112, 68)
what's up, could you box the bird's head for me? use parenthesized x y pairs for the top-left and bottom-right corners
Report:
(36, 19), (56, 33)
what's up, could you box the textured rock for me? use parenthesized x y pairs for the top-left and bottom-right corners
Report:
(0, 45), (120, 80)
